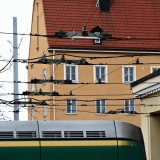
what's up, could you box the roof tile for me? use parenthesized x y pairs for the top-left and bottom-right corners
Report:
(42, 0), (160, 51)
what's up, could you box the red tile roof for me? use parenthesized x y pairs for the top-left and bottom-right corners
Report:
(43, 0), (160, 51)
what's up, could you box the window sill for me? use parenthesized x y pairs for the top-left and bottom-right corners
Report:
(124, 113), (136, 116)
(72, 81), (78, 83)
(65, 80), (77, 83)
(123, 82), (133, 84)
(94, 81), (107, 84)
(66, 113), (77, 115)
(96, 113), (106, 116)
(95, 82), (107, 84)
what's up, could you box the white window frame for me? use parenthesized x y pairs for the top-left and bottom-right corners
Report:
(64, 65), (78, 83)
(31, 106), (35, 121)
(124, 99), (135, 113)
(95, 99), (106, 114)
(43, 105), (47, 117)
(94, 38), (101, 44)
(122, 66), (136, 83)
(94, 65), (107, 83)
(43, 69), (46, 80)
(31, 78), (35, 92)
(66, 99), (77, 114)
(150, 66), (160, 73)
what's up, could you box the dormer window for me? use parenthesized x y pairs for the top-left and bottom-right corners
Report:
(91, 26), (103, 45)
(94, 38), (101, 45)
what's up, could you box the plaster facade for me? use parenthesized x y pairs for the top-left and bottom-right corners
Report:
(28, 0), (160, 129)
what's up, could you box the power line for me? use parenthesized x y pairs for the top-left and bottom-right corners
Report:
(11, 106), (158, 116)
(1, 99), (160, 116)
(2, 57), (160, 65)
(1, 91), (158, 98)
(1, 80), (160, 85)
(1, 94), (160, 105)
(1, 52), (160, 63)
(59, 56), (142, 97)
(1, 31), (160, 41)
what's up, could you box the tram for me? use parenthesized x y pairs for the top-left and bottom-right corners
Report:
(0, 120), (146, 160)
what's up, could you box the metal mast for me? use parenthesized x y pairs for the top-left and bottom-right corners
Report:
(13, 17), (19, 120)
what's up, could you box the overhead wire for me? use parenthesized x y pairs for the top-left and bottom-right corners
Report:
(34, 2), (100, 92)
(1, 31), (160, 41)
(0, 105), (157, 116)
(1, 52), (160, 63)
(72, 0), (96, 31)
(57, 55), (142, 96)
(31, 2), (102, 99)
(2, 4), (160, 118)
(0, 55), (13, 73)
(2, 92), (160, 99)
(1, 80), (160, 85)
(50, 6), (155, 103)
(2, 92), (160, 105)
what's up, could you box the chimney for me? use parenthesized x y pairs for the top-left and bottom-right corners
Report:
(99, 0), (110, 12)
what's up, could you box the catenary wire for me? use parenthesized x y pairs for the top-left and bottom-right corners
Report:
(1, 31), (160, 41)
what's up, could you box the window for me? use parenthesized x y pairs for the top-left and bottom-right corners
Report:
(43, 105), (47, 117)
(123, 66), (136, 83)
(64, 65), (78, 82)
(94, 65), (107, 83)
(94, 38), (101, 45)
(31, 106), (34, 121)
(124, 100), (135, 112)
(31, 78), (35, 92)
(151, 66), (160, 73)
(43, 69), (46, 80)
(31, 83), (35, 92)
(96, 99), (106, 114)
(66, 99), (77, 114)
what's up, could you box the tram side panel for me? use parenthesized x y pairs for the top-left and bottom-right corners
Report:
(0, 140), (40, 160)
(0, 121), (41, 160)
(40, 139), (119, 160)
(115, 121), (146, 160)
(118, 140), (146, 160)
(39, 121), (118, 160)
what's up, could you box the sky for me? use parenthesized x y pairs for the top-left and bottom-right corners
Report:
(0, 0), (33, 120)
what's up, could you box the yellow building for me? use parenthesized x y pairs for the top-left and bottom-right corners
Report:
(28, 0), (160, 127)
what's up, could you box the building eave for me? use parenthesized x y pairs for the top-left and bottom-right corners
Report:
(131, 69), (160, 88)
(133, 83), (160, 98)
(48, 48), (160, 54)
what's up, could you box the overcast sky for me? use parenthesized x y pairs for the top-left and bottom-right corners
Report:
(0, 0), (33, 120)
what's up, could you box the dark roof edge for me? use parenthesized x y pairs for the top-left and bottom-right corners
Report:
(131, 69), (160, 87)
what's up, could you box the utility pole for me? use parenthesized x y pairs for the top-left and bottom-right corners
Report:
(13, 17), (19, 121)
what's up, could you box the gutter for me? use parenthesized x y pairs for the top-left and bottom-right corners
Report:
(48, 48), (160, 54)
